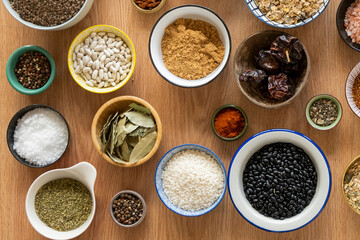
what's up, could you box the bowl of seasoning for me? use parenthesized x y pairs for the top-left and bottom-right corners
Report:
(149, 5), (231, 88)
(7, 104), (69, 168)
(68, 25), (136, 94)
(211, 104), (248, 141)
(155, 144), (227, 217)
(342, 155), (360, 215)
(234, 31), (310, 108)
(2, 0), (94, 30)
(306, 94), (342, 130)
(228, 129), (331, 232)
(346, 62), (360, 117)
(6, 45), (55, 95)
(110, 190), (146, 227)
(246, 0), (329, 28)
(91, 96), (162, 167)
(131, 0), (166, 13)
(25, 162), (96, 239)
(336, 0), (360, 51)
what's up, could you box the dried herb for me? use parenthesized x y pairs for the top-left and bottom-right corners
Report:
(34, 178), (92, 231)
(344, 161), (360, 213)
(100, 103), (157, 164)
(309, 98), (338, 126)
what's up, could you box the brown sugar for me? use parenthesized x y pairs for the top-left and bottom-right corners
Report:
(161, 18), (225, 80)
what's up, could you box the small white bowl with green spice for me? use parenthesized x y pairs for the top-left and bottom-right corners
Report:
(306, 94), (342, 130)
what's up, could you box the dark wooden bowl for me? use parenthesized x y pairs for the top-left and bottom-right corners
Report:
(336, 0), (360, 51)
(234, 30), (310, 108)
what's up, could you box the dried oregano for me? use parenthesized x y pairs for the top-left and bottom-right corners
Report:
(35, 178), (92, 231)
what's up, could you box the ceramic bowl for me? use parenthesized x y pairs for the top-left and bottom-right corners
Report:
(155, 144), (227, 217)
(211, 104), (248, 141)
(91, 96), (162, 167)
(2, 0), (94, 30)
(25, 162), (96, 239)
(131, 0), (166, 13)
(336, 0), (360, 51)
(68, 25), (136, 94)
(346, 62), (360, 117)
(234, 30), (310, 109)
(305, 94), (342, 130)
(228, 129), (331, 232)
(149, 4), (231, 88)
(110, 190), (147, 227)
(6, 45), (56, 95)
(7, 104), (70, 168)
(245, 0), (330, 28)
(342, 155), (360, 215)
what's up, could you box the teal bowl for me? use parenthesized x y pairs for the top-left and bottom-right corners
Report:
(6, 45), (56, 95)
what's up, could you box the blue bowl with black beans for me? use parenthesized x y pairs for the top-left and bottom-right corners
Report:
(228, 129), (331, 232)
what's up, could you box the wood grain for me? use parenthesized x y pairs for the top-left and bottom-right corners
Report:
(1, 0), (360, 239)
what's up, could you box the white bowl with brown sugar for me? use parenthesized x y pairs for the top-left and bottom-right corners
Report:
(149, 5), (231, 88)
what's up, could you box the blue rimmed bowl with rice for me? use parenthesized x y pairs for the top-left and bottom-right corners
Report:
(155, 144), (227, 217)
(245, 0), (330, 28)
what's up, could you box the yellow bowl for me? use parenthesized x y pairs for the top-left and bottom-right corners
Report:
(91, 96), (162, 167)
(68, 25), (136, 94)
(342, 155), (360, 215)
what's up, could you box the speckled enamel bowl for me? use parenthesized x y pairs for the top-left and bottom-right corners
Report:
(155, 144), (227, 217)
(346, 62), (360, 117)
(68, 25), (136, 94)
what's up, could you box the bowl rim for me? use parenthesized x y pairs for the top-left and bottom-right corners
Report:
(6, 45), (56, 95)
(7, 104), (70, 168)
(341, 155), (360, 215)
(234, 30), (310, 109)
(211, 104), (248, 141)
(154, 143), (227, 217)
(2, 0), (93, 30)
(148, 4), (232, 88)
(109, 190), (147, 227)
(228, 128), (332, 232)
(305, 94), (343, 130)
(345, 62), (360, 117)
(244, 0), (331, 28)
(91, 96), (162, 167)
(336, 0), (360, 52)
(68, 24), (136, 94)
(130, 0), (166, 13)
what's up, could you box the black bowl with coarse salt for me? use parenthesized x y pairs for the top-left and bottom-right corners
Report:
(7, 104), (70, 168)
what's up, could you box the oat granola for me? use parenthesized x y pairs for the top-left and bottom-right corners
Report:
(255, 0), (324, 24)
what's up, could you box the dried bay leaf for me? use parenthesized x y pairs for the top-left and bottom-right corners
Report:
(115, 117), (127, 147)
(107, 150), (129, 165)
(129, 103), (151, 114)
(129, 131), (157, 163)
(124, 111), (155, 128)
(121, 140), (131, 161)
(109, 116), (119, 155)
(125, 122), (139, 133)
(127, 136), (139, 147)
(143, 126), (157, 137)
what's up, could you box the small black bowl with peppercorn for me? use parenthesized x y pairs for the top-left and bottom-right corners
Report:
(110, 190), (146, 228)
(234, 31), (310, 109)
(6, 45), (55, 95)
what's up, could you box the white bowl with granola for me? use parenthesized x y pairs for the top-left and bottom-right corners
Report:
(245, 0), (330, 28)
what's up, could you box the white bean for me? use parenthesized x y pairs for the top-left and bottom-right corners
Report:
(110, 55), (115, 61)
(75, 66), (81, 73)
(104, 82), (108, 87)
(85, 72), (91, 80)
(83, 56), (90, 65)
(100, 54), (106, 62)
(92, 69), (98, 79)
(110, 66), (116, 73)
(85, 48), (92, 56)
(94, 45), (104, 52)
(104, 73), (109, 80)
(83, 67), (92, 73)
(103, 49), (110, 57)
(105, 61), (113, 68)
(77, 52), (84, 58)
(72, 53), (76, 62)
(125, 48), (131, 54)
(79, 47), (85, 54)
(90, 41), (97, 49)
(91, 52), (97, 61)
(75, 44), (81, 53)
(98, 32), (106, 36)
(79, 60), (84, 69)
(111, 82), (116, 87)
(98, 81), (105, 88)
(108, 32), (115, 38)
(105, 58), (111, 64)
(95, 60), (100, 69)
(107, 72), (112, 78)
(87, 61), (93, 67)
(108, 43), (116, 48)
(91, 32), (96, 38)
(126, 63), (131, 68)
(86, 80), (94, 87)
(116, 72), (121, 80)
(120, 73), (127, 80)
(99, 69), (104, 79)
(85, 37), (91, 46)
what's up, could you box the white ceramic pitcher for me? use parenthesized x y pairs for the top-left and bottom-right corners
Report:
(25, 162), (97, 240)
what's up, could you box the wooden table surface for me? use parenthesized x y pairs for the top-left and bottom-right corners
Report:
(1, 0), (360, 239)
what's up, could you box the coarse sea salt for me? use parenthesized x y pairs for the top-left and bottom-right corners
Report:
(13, 108), (68, 166)
(162, 149), (225, 211)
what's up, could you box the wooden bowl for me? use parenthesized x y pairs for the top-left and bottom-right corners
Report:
(342, 155), (360, 215)
(234, 30), (310, 108)
(91, 96), (162, 167)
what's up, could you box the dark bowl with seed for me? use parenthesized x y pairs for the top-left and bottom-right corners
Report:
(110, 190), (146, 227)
(6, 45), (56, 95)
(306, 94), (342, 130)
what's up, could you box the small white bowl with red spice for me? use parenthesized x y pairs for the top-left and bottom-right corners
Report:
(346, 62), (360, 117)
(211, 104), (248, 141)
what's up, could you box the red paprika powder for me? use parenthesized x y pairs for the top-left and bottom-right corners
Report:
(214, 108), (245, 138)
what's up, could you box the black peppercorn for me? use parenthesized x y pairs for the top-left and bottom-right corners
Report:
(112, 193), (143, 225)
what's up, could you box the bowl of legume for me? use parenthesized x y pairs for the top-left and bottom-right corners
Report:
(155, 144), (227, 217)
(110, 190), (146, 227)
(346, 62), (360, 117)
(3, 0), (94, 30)
(306, 94), (342, 130)
(342, 155), (360, 215)
(228, 129), (331, 232)
(6, 45), (56, 95)
(68, 25), (136, 94)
